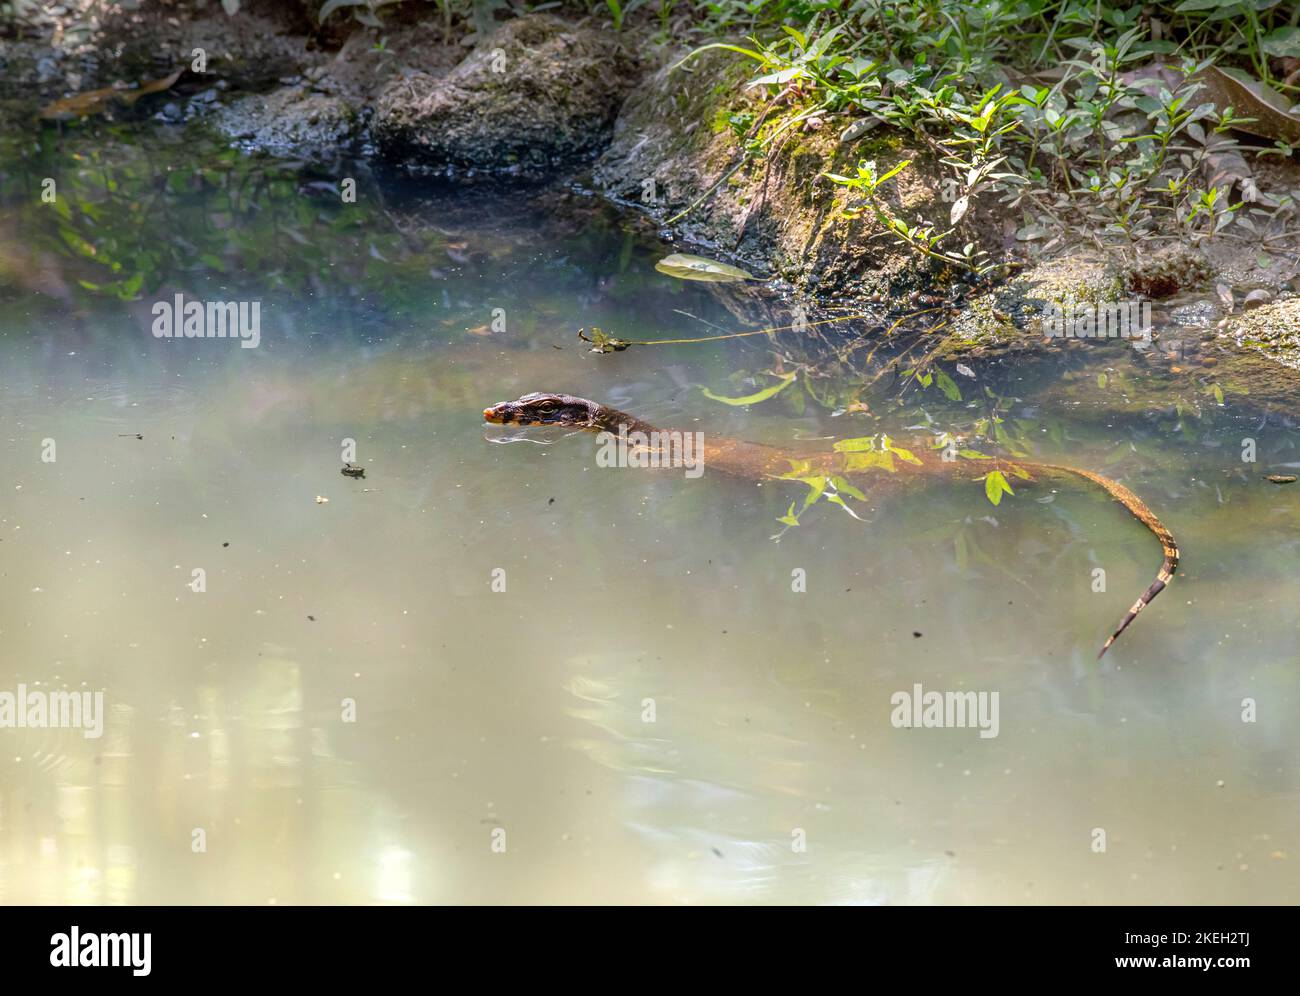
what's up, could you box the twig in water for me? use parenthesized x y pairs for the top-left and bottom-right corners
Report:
(579, 312), (874, 353)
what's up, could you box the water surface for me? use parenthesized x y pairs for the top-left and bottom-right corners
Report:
(1, 122), (1296, 904)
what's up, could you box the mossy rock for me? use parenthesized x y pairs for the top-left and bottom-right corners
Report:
(1220, 296), (1300, 371)
(372, 14), (638, 176)
(935, 253), (1125, 358)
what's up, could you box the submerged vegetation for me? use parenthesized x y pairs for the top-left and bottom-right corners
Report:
(6, 0), (1298, 518)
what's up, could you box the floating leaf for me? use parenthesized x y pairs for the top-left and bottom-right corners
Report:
(702, 371), (796, 405)
(655, 253), (756, 283)
(578, 327), (631, 353)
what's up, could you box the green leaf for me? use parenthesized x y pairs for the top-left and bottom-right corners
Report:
(1262, 27), (1300, 58)
(875, 160), (912, 185)
(318, 0), (367, 23)
(935, 370), (962, 401)
(702, 371), (796, 406)
(1097, 372), (1108, 388)
(830, 476), (867, 501)
(800, 477), (828, 502)
(983, 470), (1015, 506)
(825, 493), (851, 512)
(670, 43), (770, 72)
(884, 441), (922, 464)
(844, 450), (897, 473)
(655, 253), (756, 282)
(832, 436), (877, 452)
(116, 272), (144, 300)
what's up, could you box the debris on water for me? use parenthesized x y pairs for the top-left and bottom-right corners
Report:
(315, 495), (330, 504)
(307, 615), (316, 622)
(1266, 475), (1297, 484)
(117, 433), (143, 439)
(913, 631), (923, 638)
(222, 542), (229, 548)
(578, 327), (630, 353)
(655, 253), (755, 283)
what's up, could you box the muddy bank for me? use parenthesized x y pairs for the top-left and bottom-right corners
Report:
(9, 4), (1300, 408)
(591, 49), (1005, 299)
(0, 2), (314, 100)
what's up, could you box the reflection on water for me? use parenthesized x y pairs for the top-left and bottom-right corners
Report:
(1, 122), (1297, 904)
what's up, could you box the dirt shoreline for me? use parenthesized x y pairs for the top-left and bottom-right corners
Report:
(5, 4), (1299, 402)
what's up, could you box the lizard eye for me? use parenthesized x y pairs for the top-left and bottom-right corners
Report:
(539, 402), (557, 414)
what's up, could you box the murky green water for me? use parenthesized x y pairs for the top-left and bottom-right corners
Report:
(1, 123), (1297, 904)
